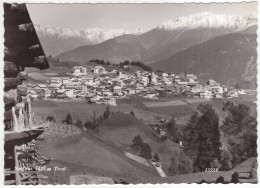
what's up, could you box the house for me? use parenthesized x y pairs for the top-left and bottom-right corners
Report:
(113, 85), (121, 94)
(50, 77), (62, 85)
(135, 86), (144, 93)
(62, 77), (70, 84)
(177, 81), (188, 86)
(207, 79), (216, 86)
(135, 71), (142, 78)
(110, 69), (117, 74)
(215, 93), (223, 99)
(94, 66), (105, 74)
(191, 86), (203, 93)
(65, 89), (74, 98)
(186, 74), (197, 80)
(161, 73), (168, 77)
(59, 84), (66, 90)
(27, 90), (38, 99)
(90, 94), (103, 102)
(102, 88), (112, 96)
(126, 88), (136, 95)
(144, 93), (158, 99)
(83, 77), (94, 86)
(174, 77), (181, 82)
(55, 89), (66, 98)
(200, 90), (213, 99)
(227, 90), (238, 98)
(149, 72), (158, 84)
(38, 89), (50, 99)
(237, 89), (246, 95)
(72, 66), (87, 75)
(210, 85), (224, 94)
(164, 79), (172, 85)
(82, 85), (88, 93)
(44, 88), (51, 98)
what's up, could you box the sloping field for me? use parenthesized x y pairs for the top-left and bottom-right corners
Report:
(37, 124), (158, 184)
(93, 113), (182, 174)
(143, 100), (187, 107)
(32, 100), (136, 123)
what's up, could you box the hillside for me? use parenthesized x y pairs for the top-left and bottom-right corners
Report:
(92, 113), (183, 174)
(151, 33), (257, 88)
(57, 34), (147, 63)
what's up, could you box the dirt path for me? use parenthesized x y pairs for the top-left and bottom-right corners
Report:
(151, 162), (167, 177)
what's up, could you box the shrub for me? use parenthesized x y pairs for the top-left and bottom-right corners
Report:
(84, 121), (93, 129)
(131, 135), (143, 152)
(75, 118), (82, 128)
(231, 172), (239, 183)
(216, 176), (225, 183)
(46, 116), (56, 122)
(130, 111), (135, 116)
(140, 143), (152, 159)
(63, 113), (73, 124)
(153, 153), (160, 162)
(103, 106), (111, 120)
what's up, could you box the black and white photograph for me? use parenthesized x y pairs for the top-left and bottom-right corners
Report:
(2, 0), (258, 185)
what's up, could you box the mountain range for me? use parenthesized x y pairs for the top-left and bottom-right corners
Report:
(35, 25), (144, 56)
(37, 12), (257, 88)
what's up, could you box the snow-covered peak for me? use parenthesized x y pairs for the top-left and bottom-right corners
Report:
(157, 12), (257, 31)
(34, 25), (144, 44)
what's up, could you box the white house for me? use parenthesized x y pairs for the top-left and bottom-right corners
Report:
(72, 66), (81, 75)
(72, 66), (87, 75)
(135, 71), (142, 78)
(94, 66), (105, 74)
(113, 86), (121, 94)
(126, 88), (136, 95)
(237, 89), (246, 95)
(215, 93), (223, 99)
(177, 81), (188, 86)
(27, 90), (38, 99)
(82, 85), (88, 93)
(144, 93), (158, 99)
(200, 90), (213, 99)
(227, 90), (238, 98)
(210, 85), (224, 94)
(162, 73), (168, 77)
(187, 74), (197, 80)
(65, 89), (74, 98)
(83, 77), (94, 86)
(208, 79), (216, 86)
(62, 77), (70, 84)
(50, 77), (62, 85)
(44, 88), (51, 98)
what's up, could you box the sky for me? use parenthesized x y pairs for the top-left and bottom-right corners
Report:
(27, 2), (257, 32)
